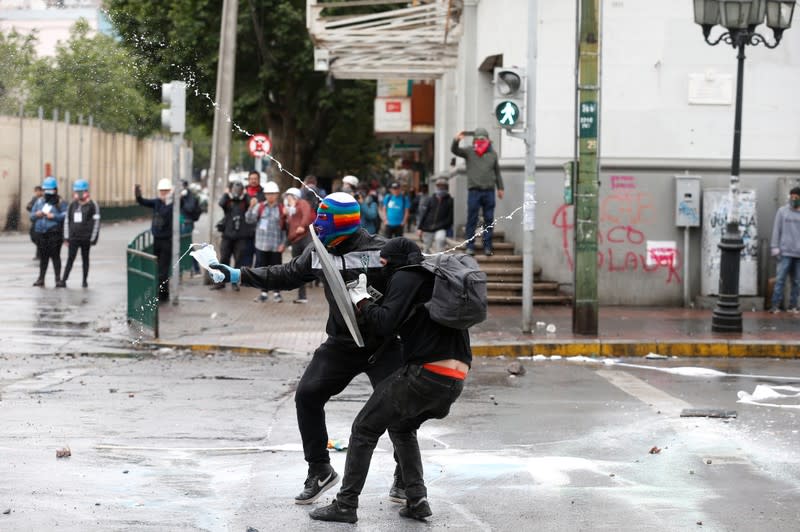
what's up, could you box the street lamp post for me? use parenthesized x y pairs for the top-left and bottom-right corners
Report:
(693, 0), (796, 332)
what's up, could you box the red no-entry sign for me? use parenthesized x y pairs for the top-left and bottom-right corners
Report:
(248, 134), (271, 157)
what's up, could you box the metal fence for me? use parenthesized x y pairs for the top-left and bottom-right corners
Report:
(126, 230), (193, 338)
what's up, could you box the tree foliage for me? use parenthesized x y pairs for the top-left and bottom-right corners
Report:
(0, 30), (38, 115)
(24, 20), (158, 135)
(106, 0), (384, 185)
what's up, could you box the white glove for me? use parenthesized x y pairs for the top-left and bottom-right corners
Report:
(771, 247), (781, 257)
(347, 273), (371, 306)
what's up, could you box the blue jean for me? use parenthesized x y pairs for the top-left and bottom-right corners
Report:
(772, 255), (800, 309)
(336, 364), (463, 508)
(466, 189), (496, 251)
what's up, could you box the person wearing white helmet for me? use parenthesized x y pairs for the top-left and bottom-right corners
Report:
(245, 180), (286, 301)
(341, 175), (359, 193)
(281, 186), (316, 303)
(134, 178), (197, 302)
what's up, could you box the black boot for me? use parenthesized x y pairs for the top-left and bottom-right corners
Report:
(399, 498), (432, 521)
(309, 499), (357, 524)
(33, 278), (44, 287)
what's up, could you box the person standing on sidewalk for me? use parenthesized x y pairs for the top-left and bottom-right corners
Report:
(62, 179), (101, 288)
(135, 179), (197, 302)
(26, 185), (44, 261)
(416, 177), (453, 254)
(282, 186), (315, 303)
(208, 192), (405, 507)
(30, 176), (68, 287)
(769, 186), (800, 313)
(310, 237), (470, 524)
(380, 182), (409, 238)
(246, 181), (286, 302)
(212, 180), (255, 291)
(451, 128), (504, 256)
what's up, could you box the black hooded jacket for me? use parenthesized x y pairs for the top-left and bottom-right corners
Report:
(238, 228), (394, 350)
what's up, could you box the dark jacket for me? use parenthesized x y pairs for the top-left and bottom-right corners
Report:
(219, 193), (256, 240)
(417, 192), (454, 232)
(239, 228), (394, 350)
(359, 268), (472, 367)
(64, 199), (101, 244)
(136, 194), (197, 240)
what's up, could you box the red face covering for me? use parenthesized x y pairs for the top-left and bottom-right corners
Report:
(473, 138), (490, 157)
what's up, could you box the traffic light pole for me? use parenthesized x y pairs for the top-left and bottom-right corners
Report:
(171, 132), (183, 305)
(572, 0), (601, 335)
(521, 0), (538, 333)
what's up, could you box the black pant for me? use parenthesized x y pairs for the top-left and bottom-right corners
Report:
(383, 225), (404, 238)
(153, 237), (172, 301)
(336, 364), (464, 508)
(254, 249), (282, 268)
(295, 338), (403, 469)
(63, 240), (91, 283)
(36, 231), (62, 282)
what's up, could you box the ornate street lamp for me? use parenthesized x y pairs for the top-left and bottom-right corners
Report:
(693, 0), (796, 332)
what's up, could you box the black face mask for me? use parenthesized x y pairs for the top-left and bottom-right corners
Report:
(380, 237), (423, 277)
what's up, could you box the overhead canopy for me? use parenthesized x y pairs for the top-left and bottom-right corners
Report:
(307, 0), (464, 79)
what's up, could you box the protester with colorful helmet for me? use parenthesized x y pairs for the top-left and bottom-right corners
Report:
(62, 179), (101, 288)
(30, 176), (68, 287)
(209, 191), (406, 506)
(310, 237), (471, 524)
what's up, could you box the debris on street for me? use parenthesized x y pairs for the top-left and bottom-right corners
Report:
(56, 447), (71, 458)
(649, 446), (661, 454)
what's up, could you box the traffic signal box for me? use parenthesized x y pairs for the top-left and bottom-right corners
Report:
(161, 81), (186, 134)
(493, 67), (526, 129)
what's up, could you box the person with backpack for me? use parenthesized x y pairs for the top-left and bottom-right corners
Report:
(208, 192), (406, 508)
(30, 176), (68, 287)
(62, 179), (101, 288)
(309, 237), (479, 524)
(246, 181), (287, 302)
(211, 179), (255, 291)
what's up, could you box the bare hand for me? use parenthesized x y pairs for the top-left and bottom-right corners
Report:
(295, 226), (306, 235)
(250, 197), (258, 207)
(46, 212), (54, 220)
(35, 211), (44, 218)
(456, 131), (465, 141)
(278, 244), (286, 253)
(497, 189), (505, 200)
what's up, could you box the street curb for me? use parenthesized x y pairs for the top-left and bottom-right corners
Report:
(147, 340), (800, 358)
(470, 341), (800, 358)
(146, 341), (275, 356)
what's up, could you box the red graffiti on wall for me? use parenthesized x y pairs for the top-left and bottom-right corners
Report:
(551, 177), (681, 284)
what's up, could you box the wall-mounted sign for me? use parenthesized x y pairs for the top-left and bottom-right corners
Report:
(374, 97), (411, 133)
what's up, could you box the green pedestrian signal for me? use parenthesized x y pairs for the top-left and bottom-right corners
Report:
(495, 100), (520, 127)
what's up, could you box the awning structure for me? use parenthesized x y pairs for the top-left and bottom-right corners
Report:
(306, 0), (464, 80)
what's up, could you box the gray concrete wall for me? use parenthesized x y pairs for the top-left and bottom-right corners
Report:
(450, 160), (800, 305)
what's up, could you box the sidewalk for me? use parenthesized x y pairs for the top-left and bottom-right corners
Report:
(156, 274), (800, 358)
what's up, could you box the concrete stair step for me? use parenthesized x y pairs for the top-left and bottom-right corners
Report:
(488, 294), (573, 305)
(486, 273), (542, 283)
(475, 255), (522, 264)
(486, 281), (560, 292)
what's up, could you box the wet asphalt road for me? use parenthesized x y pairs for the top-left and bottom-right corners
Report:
(1, 351), (799, 532)
(2, 226), (800, 531)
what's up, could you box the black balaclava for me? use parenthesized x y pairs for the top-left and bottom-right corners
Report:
(380, 237), (423, 277)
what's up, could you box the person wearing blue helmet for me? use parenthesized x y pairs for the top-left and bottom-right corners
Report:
(62, 179), (101, 288)
(30, 176), (68, 287)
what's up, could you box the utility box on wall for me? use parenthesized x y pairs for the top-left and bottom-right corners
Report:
(675, 175), (701, 227)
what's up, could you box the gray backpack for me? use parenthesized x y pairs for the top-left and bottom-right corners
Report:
(418, 253), (488, 329)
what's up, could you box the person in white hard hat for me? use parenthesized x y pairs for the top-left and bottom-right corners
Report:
(282, 186), (316, 303)
(341, 175), (359, 194)
(134, 178), (196, 302)
(245, 180), (286, 302)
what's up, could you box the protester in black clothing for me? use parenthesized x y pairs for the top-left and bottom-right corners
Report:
(135, 178), (196, 302)
(30, 177), (68, 287)
(62, 179), (101, 288)
(26, 185), (44, 260)
(209, 192), (405, 506)
(310, 238), (470, 524)
(211, 180), (255, 291)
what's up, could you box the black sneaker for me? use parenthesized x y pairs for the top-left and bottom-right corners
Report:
(388, 477), (406, 504)
(294, 467), (339, 505)
(465, 248), (476, 256)
(399, 498), (432, 520)
(55, 280), (66, 288)
(309, 499), (357, 524)
(33, 278), (44, 287)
